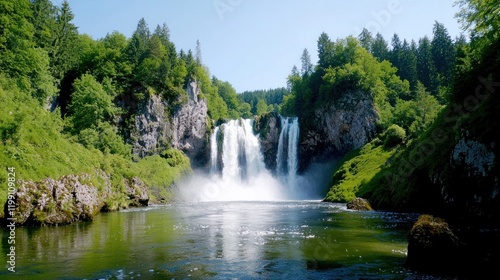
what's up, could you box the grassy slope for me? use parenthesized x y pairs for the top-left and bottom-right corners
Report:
(0, 76), (191, 217)
(323, 140), (398, 203)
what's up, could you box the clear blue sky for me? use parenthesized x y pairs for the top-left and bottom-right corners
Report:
(58, 0), (463, 93)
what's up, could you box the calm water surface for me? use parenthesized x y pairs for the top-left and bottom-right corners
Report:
(1, 201), (432, 279)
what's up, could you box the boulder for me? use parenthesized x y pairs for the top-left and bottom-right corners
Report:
(346, 197), (373, 211)
(406, 214), (461, 272)
(126, 177), (149, 207)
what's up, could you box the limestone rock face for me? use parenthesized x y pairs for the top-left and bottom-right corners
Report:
(434, 129), (499, 220)
(172, 80), (209, 167)
(10, 174), (103, 225)
(131, 79), (210, 166)
(254, 112), (281, 171)
(132, 94), (171, 158)
(299, 90), (378, 171)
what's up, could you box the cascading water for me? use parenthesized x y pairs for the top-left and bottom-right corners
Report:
(215, 119), (266, 182)
(178, 116), (304, 201)
(276, 117), (299, 185)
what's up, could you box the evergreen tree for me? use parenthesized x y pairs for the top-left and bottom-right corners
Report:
(370, 33), (389, 61)
(431, 21), (455, 87)
(300, 48), (313, 77)
(358, 28), (373, 50)
(195, 39), (202, 65)
(31, 0), (57, 49)
(400, 40), (418, 90)
(389, 33), (402, 70)
(417, 36), (438, 95)
(317, 32), (334, 68)
(50, 0), (79, 81)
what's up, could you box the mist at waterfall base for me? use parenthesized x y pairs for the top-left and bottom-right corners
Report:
(175, 118), (336, 202)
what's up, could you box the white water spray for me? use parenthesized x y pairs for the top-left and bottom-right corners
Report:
(178, 116), (313, 201)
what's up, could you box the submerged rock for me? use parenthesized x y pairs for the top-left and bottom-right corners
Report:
(346, 197), (373, 211)
(406, 214), (461, 272)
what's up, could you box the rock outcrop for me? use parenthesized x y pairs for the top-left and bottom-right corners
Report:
(171, 80), (209, 167)
(346, 197), (373, 211)
(7, 174), (150, 226)
(9, 174), (103, 225)
(406, 215), (461, 272)
(125, 177), (149, 207)
(299, 90), (378, 171)
(131, 79), (210, 166)
(254, 112), (281, 171)
(132, 94), (172, 158)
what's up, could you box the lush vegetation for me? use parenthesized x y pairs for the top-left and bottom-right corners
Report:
(323, 0), (500, 217)
(239, 87), (290, 115)
(0, 0), (205, 217)
(324, 140), (397, 203)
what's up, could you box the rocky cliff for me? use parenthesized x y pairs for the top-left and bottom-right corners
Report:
(131, 79), (210, 166)
(254, 112), (281, 172)
(132, 94), (171, 158)
(299, 90), (378, 171)
(171, 80), (210, 166)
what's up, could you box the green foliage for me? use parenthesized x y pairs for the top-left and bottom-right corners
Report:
(136, 150), (191, 202)
(212, 77), (242, 119)
(324, 142), (397, 203)
(79, 122), (130, 157)
(256, 99), (270, 116)
(392, 83), (443, 137)
(455, 0), (500, 56)
(0, 75), (192, 216)
(383, 124), (406, 148)
(68, 74), (116, 132)
(359, 33), (500, 213)
(240, 87), (290, 115)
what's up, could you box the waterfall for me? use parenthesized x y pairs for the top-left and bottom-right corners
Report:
(277, 117), (300, 182)
(191, 116), (300, 201)
(211, 119), (265, 182)
(209, 126), (219, 173)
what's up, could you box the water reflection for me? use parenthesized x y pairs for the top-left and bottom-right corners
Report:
(1, 201), (422, 279)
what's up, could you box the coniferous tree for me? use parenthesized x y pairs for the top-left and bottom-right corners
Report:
(417, 36), (438, 95)
(402, 40), (418, 90)
(50, 0), (79, 81)
(371, 33), (389, 61)
(31, 0), (57, 50)
(358, 28), (373, 51)
(300, 48), (313, 77)
(317, 32), (334, 68)
(431, 21), (455, 87)
(195, 39), (202, 65)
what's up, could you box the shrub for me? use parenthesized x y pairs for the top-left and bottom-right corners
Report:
(383, 124), (406, 148)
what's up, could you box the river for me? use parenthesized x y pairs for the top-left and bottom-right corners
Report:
(0, 201), (439, 279)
